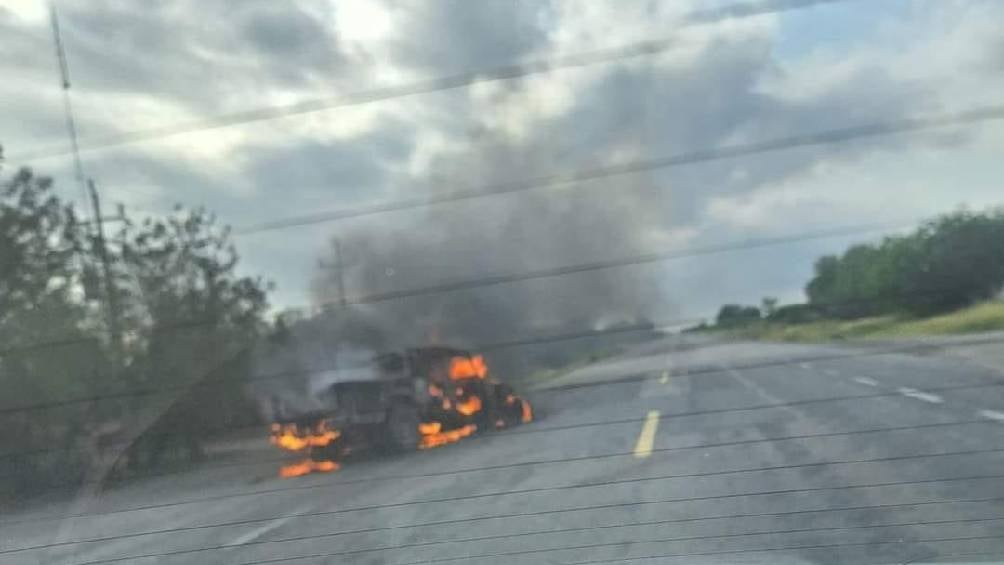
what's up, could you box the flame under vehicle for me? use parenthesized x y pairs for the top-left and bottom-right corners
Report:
(269, 347), (532, 469)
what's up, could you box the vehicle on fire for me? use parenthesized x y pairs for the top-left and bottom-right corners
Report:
(269, 347), (532, 465)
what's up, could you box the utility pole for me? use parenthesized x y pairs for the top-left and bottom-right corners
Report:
(318, 237), (348, 307)
(50, 3), (124, 363)
(333, 238), (347, 307)
(49, 2), (90, 224)
(88, 180), (124, 362)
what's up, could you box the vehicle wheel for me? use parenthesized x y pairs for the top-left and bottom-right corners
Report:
(502, 396), (531, 427)
(310, 436), (344, 462)
(385, 401), (420, 452)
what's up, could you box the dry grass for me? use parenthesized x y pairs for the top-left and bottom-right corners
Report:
(732, 301), (1004, 342)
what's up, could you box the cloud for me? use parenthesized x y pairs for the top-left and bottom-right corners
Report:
(2, 0), (1003, 355)
(381, 0), (552, 73)
(239, 118), (415, 209)
(61, 0), (346, 104)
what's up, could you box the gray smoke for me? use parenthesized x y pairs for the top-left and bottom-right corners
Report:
(250, 310), (389, 420)
(308, 125), (678, 378)
(290, 3), (939, 382)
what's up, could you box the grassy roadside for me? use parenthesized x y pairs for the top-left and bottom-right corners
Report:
(515, 346), (626, 389)
(723, 301), (1004, 342)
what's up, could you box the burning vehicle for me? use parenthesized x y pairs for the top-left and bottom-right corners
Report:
(264, 347), (532, 476)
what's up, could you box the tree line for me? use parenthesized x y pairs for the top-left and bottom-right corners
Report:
(0, 147), (271, 499)
(712, 208), (1004, 328)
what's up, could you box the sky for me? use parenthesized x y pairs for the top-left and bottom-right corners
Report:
(1, 0), (1003, 338)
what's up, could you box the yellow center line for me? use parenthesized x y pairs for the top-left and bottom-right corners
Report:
(659, 371), (669, 384)
(633, 410), (660, 458)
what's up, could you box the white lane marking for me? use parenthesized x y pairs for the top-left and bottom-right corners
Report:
(229, 511), (302, 546)
(633, 410), (660, 458)
(799, 362), (813, 370)
(898, 387), (944, 404)
(823, 368), (840, 377)
(659, 371), (669, 385)
(724, 364), (802, 418)
(980, 410), (1004, 423)
(854, 377), (879, 387)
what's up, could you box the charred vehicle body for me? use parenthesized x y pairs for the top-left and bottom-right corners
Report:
(268, 347), (532, 469)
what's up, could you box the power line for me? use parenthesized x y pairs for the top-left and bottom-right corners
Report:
(5, 300), (1001, 463)
(562, 535), (1004, 565)
(5, 415), (993, 532)
(0, 341), (998, 464)
(12, 40), (677, 163)
(9, 0), (872, 165)
(0, 219), (913, 417)
(3, 305), (999, 463)
(5, 327), (1004, 494)
(0, 211), (911, 368)
(503, 381), (1002, 438)
(1, 274), (997, 417)
(77, 513), (1004, 565)
(11, 488), (1001, 557)
(4, 326), (1004, 461)
(9, 434), (1004, 537)
(0, 1), (980, 372)
(689, 0), (864, 21)
(9, 107), (1003, 367)
(336, 222), (911, 306)
(400, 531), (1004, 565)
(528, 332), (1004, 394)
(908, 550), (1004, 565)
(51, 448), (1004, 564)
(48, 2), (90, 222)
(40, 498), (1004, 562)
(235, 105), (1004, 234)
(252, 520), (1004, 565)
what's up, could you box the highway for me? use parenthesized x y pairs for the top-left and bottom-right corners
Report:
(3, 335), (1004, 564)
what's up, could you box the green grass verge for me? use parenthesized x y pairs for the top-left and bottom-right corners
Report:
(726, 301), (1004, 342)
(517, 346), (626, 388)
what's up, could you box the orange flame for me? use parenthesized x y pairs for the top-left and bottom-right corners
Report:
(279, 459), (340, 478)
(456, 395), (482, 416)
(418, 421), (442, 435)
(418, 423), (477, 449)
(449, 355), (487, 380)
(521, 398), (534, 423)
(270, 422), (341, 452)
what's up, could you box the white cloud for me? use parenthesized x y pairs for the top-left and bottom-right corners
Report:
(0, 0), (46, 22)
(333, 0), (392, 42)
(2, 0), (1002, 325)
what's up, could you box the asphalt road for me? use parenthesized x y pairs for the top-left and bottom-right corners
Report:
(4, 335), (1004, 564)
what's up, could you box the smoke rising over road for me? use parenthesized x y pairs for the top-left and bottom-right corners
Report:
(309, 130), (679, 375)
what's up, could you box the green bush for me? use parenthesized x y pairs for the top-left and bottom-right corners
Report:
(806, 209), (1004, 318)
(716, 304), (762, 327)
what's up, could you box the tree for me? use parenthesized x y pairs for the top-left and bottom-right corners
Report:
(806, 255), (839, 307)
(0, 160), (110, 493)
(111, 206), (271, 466)
(715, 304), (761, 327)
(114, 208), (268, 374)
(768, 303), (820, 324)
(805, 209), (1004, 319)
(891, 211), (1004, 315)
(0, 146), (273, 494)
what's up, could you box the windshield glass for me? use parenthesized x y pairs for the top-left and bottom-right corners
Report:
(2, 0), (1004, 564)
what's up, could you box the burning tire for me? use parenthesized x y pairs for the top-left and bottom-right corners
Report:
(499, 395), (532, 427)
(484, 382), (533, 428)
(309, 435), (345, 462)
(384, 400), (420, 452)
